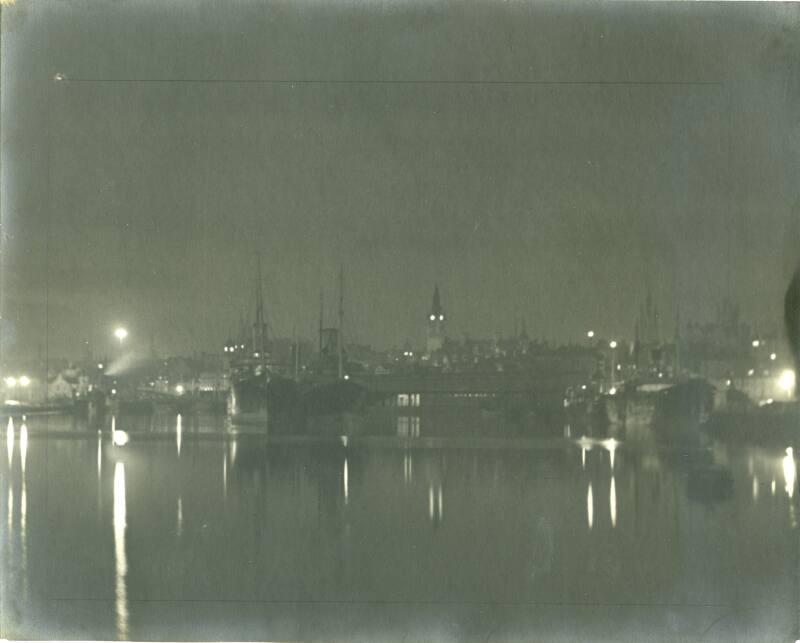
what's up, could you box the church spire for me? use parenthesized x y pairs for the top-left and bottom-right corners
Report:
(426, 284), (446, 355)
(431, 284), (443, 317)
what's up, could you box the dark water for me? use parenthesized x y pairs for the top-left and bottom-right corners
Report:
(1, 412), (798, 641)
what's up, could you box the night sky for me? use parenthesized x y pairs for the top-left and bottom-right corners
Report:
(1, 1), (799, 360)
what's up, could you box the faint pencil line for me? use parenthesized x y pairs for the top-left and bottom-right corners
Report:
(46, 597), (747, 608)
(51, 77), (724, 87)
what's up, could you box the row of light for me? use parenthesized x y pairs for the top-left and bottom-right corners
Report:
(733, 369), (795, 393)
(751, 339), (777, 348)
(587, 331), (619, 349)
(4, 376), (31, 388)
(429, 314), (445, 321)
(591, 332), (785, 356)
(223, 344), (246, 353)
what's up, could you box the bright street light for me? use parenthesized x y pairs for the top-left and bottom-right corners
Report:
(114, 327), (128, 345)
(587, 330), (595, 339)
(609, 340), (618, 349)
(4, 377), (16, 388)
(18, 376), (30, 387)
(778, 369), (796, 396)
(752, 339), (760, 348)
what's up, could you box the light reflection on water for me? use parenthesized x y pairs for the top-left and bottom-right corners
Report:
(6, 482), (12, 532)
(19, 423), (27, 475)
(610, 476), (617, 528)
(96, 434), (102, 480)
(343, 458), (349, 504)
(586, 482), (594, 530)
(7, 417), (14, 467)
(113, 462), (129, 641)
(177, 496), (183, 537)
(176, 414), (182, 457)
(2, 413), (800, 640)
(783, 448), (796, 498)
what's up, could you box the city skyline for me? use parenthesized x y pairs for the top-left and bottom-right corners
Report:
(2, 2), (799, 358)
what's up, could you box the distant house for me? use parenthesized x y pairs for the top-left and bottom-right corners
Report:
(197, 371), (224, 392)
(47, 373), (74, 400)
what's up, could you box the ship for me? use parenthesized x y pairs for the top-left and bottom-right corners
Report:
(593, 376), (716, 441)
(226, 255), (299, 426)
(226, 262), (369, 428)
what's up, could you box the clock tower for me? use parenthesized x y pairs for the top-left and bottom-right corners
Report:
(426, 285), (446, 355)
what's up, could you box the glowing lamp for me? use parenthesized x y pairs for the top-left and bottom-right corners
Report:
(112, 431), (129, 447)
(778, 369), (796, 395)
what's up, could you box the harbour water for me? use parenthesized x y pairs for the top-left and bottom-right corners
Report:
(1, 411), (798, 641)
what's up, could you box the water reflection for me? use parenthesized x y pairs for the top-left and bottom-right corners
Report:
(343, 458), (349, 504)
(230, 438), (238, 467)
(97, 434), (103, 477)
(6, 484), (12, 532)
(20, 459), (28, 602)
(604, 438), (618, 470)
(113, 462), (129, 641)
(397, 415), (420, 438)
(20, 478), (26, 539)
(19, 422), (27, 475)
(176, 414), (182, 457)
(783, 448), (796, 498)
(609, 477), (617, 528)
(403, 452), (413, 483)
(426, 483), (444, 523)
(177, 496), (183, 537)
(7, 423), (800, 640)
(223, 451), (228, 499)
(7, 417), (14, 467)
(20, 422), (27, 534)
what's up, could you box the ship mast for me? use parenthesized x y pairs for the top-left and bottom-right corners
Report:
(338, 266), (344, 380)
(253, 252), (267, 377)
